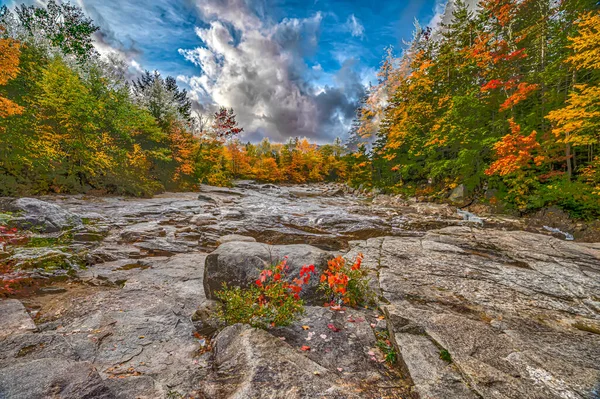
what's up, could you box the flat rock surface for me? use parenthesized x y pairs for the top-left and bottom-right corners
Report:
(349, 226), (600, 399)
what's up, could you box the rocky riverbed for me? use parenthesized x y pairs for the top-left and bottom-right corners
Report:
(0, 182), (599, 399)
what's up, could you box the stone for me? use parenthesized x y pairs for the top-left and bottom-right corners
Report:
(0, 358), (115, 399)
(118, 222), (167, 243)
(133, 238), (193, 256)
(0, 299), (36, 338)
(7, 198), (82, 233)
(203, 242), (333, 303)
(190, 213), (218, 226)
(448, 183), (466, 203)
(30, 253), (209, 397)
(216, 234), (256, 244)
(0, 332), (79, 365)
(191, 299), (222, 337)
(202, 324), (357, 398)
(9, 247), (72, 270)
(271, 306), (409, 397)
(73, 232), (105, 242)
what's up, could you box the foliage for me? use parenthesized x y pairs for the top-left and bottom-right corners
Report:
(0, 28), (23, 119)
(0, 2), (239, 197)
(12, 0), (99, 63)
(319, 254), (373, 308)
(346, 0), (600, 219)
(374, 329), (398, 365)
(223, 137), (347, 183)
(212, 107), (243, 139)
(215, 259), (316, 329)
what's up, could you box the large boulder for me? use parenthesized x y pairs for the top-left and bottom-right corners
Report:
(0, 358), (114, 399)
(203, 242), (333, 303)
(6, 198), (82, 233)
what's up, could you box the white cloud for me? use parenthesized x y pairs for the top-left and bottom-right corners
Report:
(346, 14), (365, 39)
(179, 0), (364, 143)
(130, 59), (144, 73)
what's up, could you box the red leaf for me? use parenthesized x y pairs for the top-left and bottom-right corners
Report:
(301, 345), (311, 351)
(327, 324), (341, 332)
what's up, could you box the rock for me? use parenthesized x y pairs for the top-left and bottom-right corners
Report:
(33, 252), (209, 397)
(0, 358), (115, 399)
(191, 299), (222, 337)
(73, 232), (105, 242)
(133, 238), (192, 256)
(448, 183), (466, 203)
(7, 198), (82, 233)
(85, 245), (143, 264)
(202, 324), (357, 398)
(0, 332), (79, 365)
(190, 213), (218, 226)
(203, 242), (333, 303)
(261, 184), (279, 190)
(216, 234), (256, 244)
(119, 222), (166, 243)
(0, 299), (36, 338)
(9, 247), (72, 270)
(272, 306), (408, 397)
(353, 227), (600, 399)
(387, 325), (479, 398)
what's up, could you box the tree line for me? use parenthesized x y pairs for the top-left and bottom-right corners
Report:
(2, 0), (599, 220)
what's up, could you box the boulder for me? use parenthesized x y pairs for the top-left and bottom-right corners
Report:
(203, 242), (333, 303)
(0, 358), (114, 399)
(0, 299), (36, 338)
(7, 198), (82, 233)
(448, 183), (466, 203)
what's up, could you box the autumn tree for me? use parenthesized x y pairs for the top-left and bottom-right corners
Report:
(212, 107), (244, 139)
(0, 28), (23, 118)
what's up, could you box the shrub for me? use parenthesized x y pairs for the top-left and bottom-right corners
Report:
(319, 254), (373, 307)
(215, 258), (315, 329)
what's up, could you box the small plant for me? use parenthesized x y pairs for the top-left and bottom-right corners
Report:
(215, 258), (315, 329)
(319, 254), (373, 307)
(375, 330), (398, 365)
(439, 349), (452, 363)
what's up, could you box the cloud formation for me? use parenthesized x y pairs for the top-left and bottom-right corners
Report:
(179, 0), (365, 143)
(346, 14), (365, 38)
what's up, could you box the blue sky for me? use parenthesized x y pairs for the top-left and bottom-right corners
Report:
(2, 0), (444, 142)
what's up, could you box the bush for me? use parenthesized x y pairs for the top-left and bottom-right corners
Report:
(215, 258), (315, 329)
(319, 254), (374, 307)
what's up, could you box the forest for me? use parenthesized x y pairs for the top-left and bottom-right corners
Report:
(0, 0), (599, 219)
(347, 0), (600, 219)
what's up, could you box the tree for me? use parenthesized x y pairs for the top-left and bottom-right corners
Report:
(0, 28), (23, 118)
(13, 1), (99, 63)
(212, 107), (243, 139)
(132, 71), (192, 124)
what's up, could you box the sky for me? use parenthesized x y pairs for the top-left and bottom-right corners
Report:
(2, 0), (446, 143)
